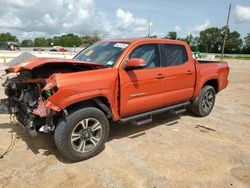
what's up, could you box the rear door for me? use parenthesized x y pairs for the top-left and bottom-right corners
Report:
(160, 44), (196, 105)
(119, 43), (166, 117)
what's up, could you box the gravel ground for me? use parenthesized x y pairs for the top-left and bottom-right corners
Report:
(0, 60), (250, 188)
(7, 52), (36, 66)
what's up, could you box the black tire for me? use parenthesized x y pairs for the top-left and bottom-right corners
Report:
(54, 107), (109, 162)
(188, 85), (216, 117)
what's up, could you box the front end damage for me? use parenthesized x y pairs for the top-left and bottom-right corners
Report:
(1, 72), (60, 136)
(0, 58), (105, 136)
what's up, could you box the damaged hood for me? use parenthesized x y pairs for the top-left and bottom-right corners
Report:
(6, 57), (106, 73)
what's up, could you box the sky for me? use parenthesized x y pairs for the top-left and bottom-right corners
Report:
(0, 0), (250, 40)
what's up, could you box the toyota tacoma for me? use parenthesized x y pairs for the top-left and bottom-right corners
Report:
(0, 38), (229, 161)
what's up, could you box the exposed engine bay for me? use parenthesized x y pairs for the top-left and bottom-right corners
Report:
(1, 61), (100, 136)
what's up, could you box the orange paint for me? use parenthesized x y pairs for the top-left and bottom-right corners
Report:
(6, 38), (229, 121)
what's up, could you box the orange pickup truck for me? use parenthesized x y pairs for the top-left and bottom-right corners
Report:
(0, 38), (229, 161)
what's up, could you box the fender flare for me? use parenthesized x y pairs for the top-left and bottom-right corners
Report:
(194, 75), (218, 97)
(46, 89), (119, 120)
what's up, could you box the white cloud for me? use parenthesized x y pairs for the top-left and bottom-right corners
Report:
(1, 0), (38, 8)
(186, 20), (210, 35)
(62, 0), (93, 30)
(62, 10), (90, 29)
(0, 0), (105, 37)
(174, 25), (181, 33)
(0, 0), (152, 39)
(115, 9), (148, 35)
(116, 9), (134, 29)
(43, 14), (57, 26)
(193, 20), (210, 32)
(0, 14), (23, 29)
(235, 5), (250, 22)
(134, 18), (148, 27)
(21, 31), (47, 39)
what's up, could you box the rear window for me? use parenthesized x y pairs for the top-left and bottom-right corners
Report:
(162, 44), (188, 67)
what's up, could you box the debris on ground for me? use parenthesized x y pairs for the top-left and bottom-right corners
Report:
(8, 52), (36, 66)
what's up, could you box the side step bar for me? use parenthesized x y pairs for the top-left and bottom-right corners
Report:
(120, 101), (190, 125)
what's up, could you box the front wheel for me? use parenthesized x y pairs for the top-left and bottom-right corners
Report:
(54, 107), (109, 162)
(188, 85), (216, 117)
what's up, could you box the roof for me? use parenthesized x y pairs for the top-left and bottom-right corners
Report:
(100, 38), (188, 45)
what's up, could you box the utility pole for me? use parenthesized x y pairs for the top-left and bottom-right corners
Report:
(148, 14), (151, 38)
(221, 4), (231, 60)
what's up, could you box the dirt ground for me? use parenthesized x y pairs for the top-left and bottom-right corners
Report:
(0, 60), (250, 188)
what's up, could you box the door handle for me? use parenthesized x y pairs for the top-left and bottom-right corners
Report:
(186, 70), (193, 75)
(155, 74), (165, 79)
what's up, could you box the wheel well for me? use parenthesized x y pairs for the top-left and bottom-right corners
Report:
(65, 97), (113, 119)
(204, 79), (218, 93)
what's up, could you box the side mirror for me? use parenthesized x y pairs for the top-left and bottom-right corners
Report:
(125, 58), (146, 71)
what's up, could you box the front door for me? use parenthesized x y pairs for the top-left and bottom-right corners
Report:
(119, 44), (166, 117)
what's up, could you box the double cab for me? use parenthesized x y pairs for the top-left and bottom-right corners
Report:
(0, 38), (229, 161)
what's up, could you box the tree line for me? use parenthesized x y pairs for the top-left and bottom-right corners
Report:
(0, 27), (250, 54)
(163, 27), (250, 54)
(0, 32), (100, 48)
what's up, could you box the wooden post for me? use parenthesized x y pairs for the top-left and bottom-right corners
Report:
(148, 14), (151, 38)
(221, 4), (232, 60)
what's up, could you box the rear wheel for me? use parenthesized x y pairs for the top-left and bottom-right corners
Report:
(54, 107), (109, 162)
(188, 85), (216, 117)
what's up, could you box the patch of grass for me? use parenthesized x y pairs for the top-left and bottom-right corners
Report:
(200, 54), (206, 59)
(215, 55), (250, 60)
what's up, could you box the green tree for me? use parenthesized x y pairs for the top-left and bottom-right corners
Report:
(0, 32), (18, 42)
(81, 32), (101, 46)
(198, 27), (243, 53)
(149, 35), (157, 38)
(46, 38), (54, 46)
(242, 33), (250, 54)
(223, 28), (242, 54)
(166, 31), (177, 40)
(52, 36), (62, 46)
(21, 39), (33, 47)
(199, 27), (223, 53)
(179, 34), (200, 51)
(33, 37), (49, 47)
(52, 33), (84, 47)
(62, 33), (82, 47)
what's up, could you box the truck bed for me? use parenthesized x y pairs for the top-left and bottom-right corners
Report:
(198, 60), (226, 64)
(194, 59), (229, 95)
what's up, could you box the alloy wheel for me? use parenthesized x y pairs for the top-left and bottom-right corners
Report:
(201, 91), (214, 113)
(71, 118), (102, 153)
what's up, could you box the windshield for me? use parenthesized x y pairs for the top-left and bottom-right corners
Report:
(74, 42), (130, 67)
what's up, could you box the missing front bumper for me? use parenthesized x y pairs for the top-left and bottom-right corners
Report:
(0, 98), (17, 114)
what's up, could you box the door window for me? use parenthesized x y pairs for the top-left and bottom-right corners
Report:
(162, 44), (188, 67)
(129, 44), (160, 68)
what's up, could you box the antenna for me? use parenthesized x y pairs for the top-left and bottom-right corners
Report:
(221, 4), (232, 60)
